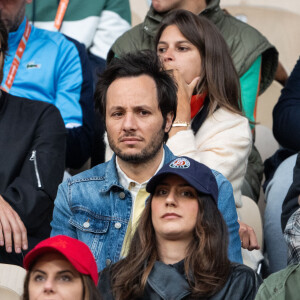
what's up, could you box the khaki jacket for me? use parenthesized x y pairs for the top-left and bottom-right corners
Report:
(255, 264), (300, 300)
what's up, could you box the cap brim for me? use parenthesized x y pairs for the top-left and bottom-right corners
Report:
(146, 170), (217, 204)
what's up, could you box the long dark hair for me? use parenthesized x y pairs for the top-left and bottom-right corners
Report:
(109, 193), (231, 299)
(155, 9), (242, 116)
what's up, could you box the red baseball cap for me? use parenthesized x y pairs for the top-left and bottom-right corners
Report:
(23, 235), (98, 285)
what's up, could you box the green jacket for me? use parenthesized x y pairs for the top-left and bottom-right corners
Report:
(108, 0), (278, 95)
(255, 264), (300, 300)
(26, 0), (131, 60)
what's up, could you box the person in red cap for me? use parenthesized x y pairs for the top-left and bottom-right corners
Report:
(22, 235), (101, 300)
(98, 157), (262, 300)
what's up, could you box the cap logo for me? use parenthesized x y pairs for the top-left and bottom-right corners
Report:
(52, 240), (68, 249)
(169, 158), (190, 169)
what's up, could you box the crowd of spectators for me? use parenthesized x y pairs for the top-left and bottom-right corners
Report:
(0, 1), (299, 299)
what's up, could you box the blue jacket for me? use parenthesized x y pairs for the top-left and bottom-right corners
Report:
(2, 18), (94, 169)
(51, 146), (242, 271)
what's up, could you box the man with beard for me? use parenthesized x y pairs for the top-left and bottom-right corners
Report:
(108, 0), (279, 205)
(0, 17), (66, 265)
(51, 51), (242, 271)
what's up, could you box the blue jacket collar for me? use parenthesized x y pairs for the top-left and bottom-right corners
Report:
(101, 145), (176, 193)
(8, 18), (28, 48)
(164, 144), (176, 163)
(100, 154), (123, 192)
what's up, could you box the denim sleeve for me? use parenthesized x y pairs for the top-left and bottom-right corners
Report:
(51, 181), (77, 238)
(214, 171), (242, 263)
(282, 153), (300, 231)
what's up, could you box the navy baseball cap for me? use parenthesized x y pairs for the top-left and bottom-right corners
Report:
(146, 157), (218, 205)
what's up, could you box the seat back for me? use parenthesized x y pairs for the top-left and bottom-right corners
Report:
(0, 264), (27, 296)
(0, 286), (21, 300)
(221, 0), (300, 16)
(129, 0), (149, 26)
(222, 4), (300, 128)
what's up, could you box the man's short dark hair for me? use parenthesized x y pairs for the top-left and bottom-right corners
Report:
(0, 17), (8, 59)
(94, 50), (177, 142)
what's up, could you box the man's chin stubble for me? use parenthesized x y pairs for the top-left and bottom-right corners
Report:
(112, 147), (161, 165)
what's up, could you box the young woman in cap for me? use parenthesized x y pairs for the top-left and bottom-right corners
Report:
(22, 235), (101, 300)
(156, 9), (251, 209)
(97, 157), (262, 300)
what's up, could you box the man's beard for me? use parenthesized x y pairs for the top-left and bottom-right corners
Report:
(108, 128), (165, 165)
(7, 21), (20, 33)
(2, 5), (26, 33)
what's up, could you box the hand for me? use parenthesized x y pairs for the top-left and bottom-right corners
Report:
(238, 220), (260, 251)
(0, 195), (28, 253)
(170, 69), (200, 122)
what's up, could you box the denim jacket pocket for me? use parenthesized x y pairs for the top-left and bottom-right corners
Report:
(70, 210), (110, 233)
(70, 210), (110, 259)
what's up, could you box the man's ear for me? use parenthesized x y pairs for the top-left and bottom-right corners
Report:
(164, 112), (174, 133)
(26, 0), (33, 4)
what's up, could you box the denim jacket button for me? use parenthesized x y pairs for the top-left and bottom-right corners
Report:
(119, 192), (126, 199)
(115, 222), (122, 229)
(83, 221), (90, 228)
(106, 259), (112, 266)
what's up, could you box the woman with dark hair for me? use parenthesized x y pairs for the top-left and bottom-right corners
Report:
(22, 235), (101, 300)
(156, 9), (252, 209)
(98, 157), (262, 300)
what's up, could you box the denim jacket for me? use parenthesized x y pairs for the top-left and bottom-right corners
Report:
(51, 146), (242, 271)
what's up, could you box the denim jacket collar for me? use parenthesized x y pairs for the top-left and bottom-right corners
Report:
(163, 144), (176, 164)
(100, 154), (124, 192)
(100, 145), (175, 193)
